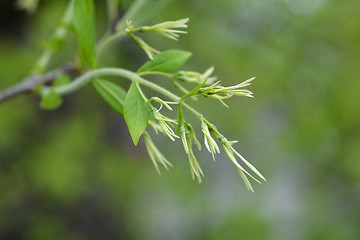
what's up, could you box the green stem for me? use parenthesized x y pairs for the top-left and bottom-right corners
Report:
(44, 68), (135, 95)
(33, 0), (74, 74)
(135, 76), (203, 118)
(115, 0), (148, 31)
(43, 67), (203, 119)
(96, 0), (157, 59)
(137, 71), (173, 78)
(96, 31), (126, 59)
(95, 0), (119, 52)
(107, 0), (118, 27)
(135, 81), (148, 102)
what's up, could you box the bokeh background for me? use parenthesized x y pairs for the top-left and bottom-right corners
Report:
(1, 0), (359, 239)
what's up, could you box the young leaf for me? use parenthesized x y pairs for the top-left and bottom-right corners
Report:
(93, 78), (127, 115)
(137, 49), (192, 73)
(54, 73), (71, 86)
(40, 90), (63, 110)
(124, 82), (150, 145)
(73, 0), (96, 68)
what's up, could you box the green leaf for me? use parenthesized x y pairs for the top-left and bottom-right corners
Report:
(124, 82), (151, 145)
(73, 0), (96, 68)
(137, 50), (192, 73)
(93, 78), (127, 115)
(54, 73), (71, 86)
(40, 90), (63, 110)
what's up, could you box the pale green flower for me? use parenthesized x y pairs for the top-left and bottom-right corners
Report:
(143, 132), (172, 175)
(128, 33), (159, 59)
(126, 18), (188, 41)
(139, 18), (189, 41)
(201, 120), (220, 161)
(148, 98), (179, 140)
(148, 97), (177, 111)
(180, 123), (203, 183)
(198, 77), (255, 107)
(210, 129), (265, 192)
(148, 120), (164, 134)
(152, 109), (178, 141)
(173, 66), (217, 84)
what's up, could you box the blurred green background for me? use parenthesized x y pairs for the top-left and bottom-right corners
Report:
(1, 0), (359, 239)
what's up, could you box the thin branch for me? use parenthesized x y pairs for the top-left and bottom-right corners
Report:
(0, 64), (77, 103)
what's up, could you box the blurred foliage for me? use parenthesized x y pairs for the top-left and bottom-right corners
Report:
(0, 0), (359, 239)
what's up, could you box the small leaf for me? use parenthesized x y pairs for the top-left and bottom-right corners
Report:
(93, 78), (127, 115)
(54, 73), (71, 86)
(124, 82), (151, 145)
(73, 0), (96, 68)
(40, 90), (63, 110)
(137, 49), (192, 73)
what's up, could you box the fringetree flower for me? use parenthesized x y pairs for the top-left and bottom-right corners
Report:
(126, 18), (188, 41)
(201, 120), (220, 161)
(209, 128), (266, 192)
(180, 122), (203, 183)
(139, 18), (189, 41)
(143, 132), (172, 175)
(148, 99), (179, 141)
(198, 77), (255, 107)
(128, 32), (159, 59)
(125, 20), (263, 191)
(173, 66), (217, 84)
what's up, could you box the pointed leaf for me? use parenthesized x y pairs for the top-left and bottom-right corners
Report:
(124, 82), (150, 145)
(137, 50), (192, 73)
(93, 78), (127, 115)
(73, 0), (96, 68)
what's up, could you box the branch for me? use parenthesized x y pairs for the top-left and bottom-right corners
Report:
(0, 63), (78, 103)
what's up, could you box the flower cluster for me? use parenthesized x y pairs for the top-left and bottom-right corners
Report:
(143, 85), (264, 190)
(199, 119), (266, 191)
(125, 19), (264, 191)
(148, 98), (179, 141)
